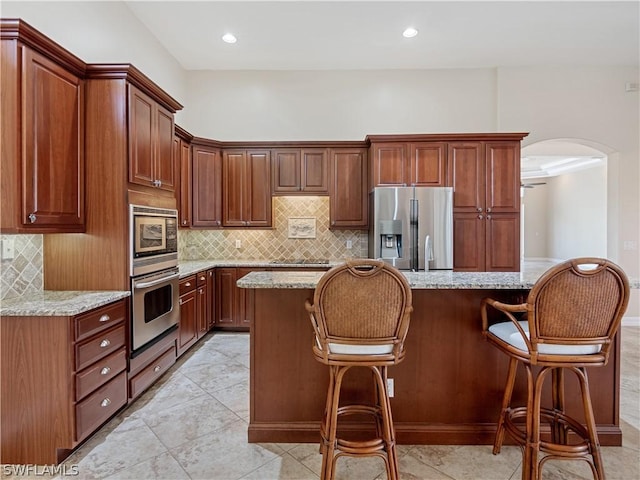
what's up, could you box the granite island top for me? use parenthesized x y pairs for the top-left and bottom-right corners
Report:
(178, 259), (341, 278)
(237, 260), (640, 290)
(1, 290), (131, 317)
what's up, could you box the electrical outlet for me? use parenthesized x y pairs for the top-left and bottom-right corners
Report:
(387, 378), (394, 398)
(235, 239), (242, 249)
(1, 238), (15, 260)
(346, 240), (353, 249)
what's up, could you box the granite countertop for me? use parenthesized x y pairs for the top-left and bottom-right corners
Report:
(237, 260), (640, 290)
(178, 259), (340, 278)
(1, 290), (131, 317)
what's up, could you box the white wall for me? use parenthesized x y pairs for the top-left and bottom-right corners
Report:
(1, 1), (188, 121)
(522, 185), (549, 258)
(184, 69), (497, 140)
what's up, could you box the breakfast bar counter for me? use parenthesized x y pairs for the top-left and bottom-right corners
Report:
(238, 262), (630, 446)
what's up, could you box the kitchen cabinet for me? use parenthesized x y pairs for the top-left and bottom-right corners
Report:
(448, 141), (521, 271)
(369, 142), (447, 188)
(215, 268), (266, 330)
(196, 270), (212, 337)
(272, 148), (329, 194)
(178, 275), (198, 356)
(329, 148), (368, 229)
(1, 20), (85, 233)
(222, 149), (272, 227)
(1, 299), (128, 465)
(174, 125), (193, 227)
(192, 142), (223, 228)
(128, 84), (176, 192)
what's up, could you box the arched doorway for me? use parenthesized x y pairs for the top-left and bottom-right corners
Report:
(520, 138), (614, 261)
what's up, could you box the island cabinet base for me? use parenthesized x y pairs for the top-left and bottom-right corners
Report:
(248, 288), (622, 446)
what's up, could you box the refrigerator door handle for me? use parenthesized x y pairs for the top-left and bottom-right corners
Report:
(424, 235), (433, 271)
(410, 199), (418, 271)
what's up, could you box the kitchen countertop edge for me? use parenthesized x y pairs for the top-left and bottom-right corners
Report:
(1, 291), (131, 317)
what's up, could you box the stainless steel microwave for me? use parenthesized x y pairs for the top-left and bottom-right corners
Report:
(130, 204), (178, 277)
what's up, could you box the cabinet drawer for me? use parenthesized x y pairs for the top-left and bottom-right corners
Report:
(76, 325), (126, 371)
(76, 348), (127, 401)
(75, 371), (127, 442)
(75, 300), (126, 342)
(129, 345), (176, 400)
(180, 275), (196, 296)
(196, 271), (207, 287)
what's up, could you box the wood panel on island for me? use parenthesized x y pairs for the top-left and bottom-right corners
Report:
(1, 19), (85, 233)
(1, 299), (129, 465)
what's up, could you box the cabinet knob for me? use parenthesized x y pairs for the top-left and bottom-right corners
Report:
(199, 276), (205, 281)
(476, 207), (483, 213)
(486, 208), (492, 213)
(182, 220), (188, 225)
(153, 365), (161, 373)
(217, 221), (221, 226)
(157, 180), (162, 187)
(99, 314), (111, 323)
(100, 367), (111, 375)
(478, 214), (484, 220)
(179, 298), (183, 305)
(101, 398), (111, 407)
(487, 215), (492, 220)
(28, 213), (37, 223)
(99, 339), (111, 348)
(185, 282), (191, 287)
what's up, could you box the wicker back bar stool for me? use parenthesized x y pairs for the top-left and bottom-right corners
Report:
(481, 258), (629, 480)
(305, 259), (413, 480)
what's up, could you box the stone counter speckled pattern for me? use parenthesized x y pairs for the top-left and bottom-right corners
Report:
(178, 259), (340, 278)
(237, 261), (640, 290)
(0, 290), (130, 317)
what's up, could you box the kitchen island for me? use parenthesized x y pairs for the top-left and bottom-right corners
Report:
(237, 262), (631, 446)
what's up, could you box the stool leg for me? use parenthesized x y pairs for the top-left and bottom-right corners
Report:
(494, 357), (519, 455)
(574, 367), (605, 480)
(520, 363), (536, 480)
(551, 368), (568, 445)
(530, 366), (553, 480)
(373, 365), (398, 480)
(320, 366), (336, 473)
(321, 365), (349, 480)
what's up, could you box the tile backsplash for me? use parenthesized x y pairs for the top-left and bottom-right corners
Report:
(179, 196), (368, 260)
(0, 234), (44, 301)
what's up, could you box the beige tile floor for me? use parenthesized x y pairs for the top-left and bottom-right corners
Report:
(5, 328), (639, 480)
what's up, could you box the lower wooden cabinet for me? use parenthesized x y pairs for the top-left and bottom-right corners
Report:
(0, 298), (129, 465)
(178, 269), (215, 357)
(215, 267), (264, 330)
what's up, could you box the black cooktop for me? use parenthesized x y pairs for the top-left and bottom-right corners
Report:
(269, 259), (329, 265)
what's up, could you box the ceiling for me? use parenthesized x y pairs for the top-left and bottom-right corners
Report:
(124, 1), (639, 71)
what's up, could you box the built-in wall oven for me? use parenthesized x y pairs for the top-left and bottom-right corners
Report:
(129, 205), (180, 355)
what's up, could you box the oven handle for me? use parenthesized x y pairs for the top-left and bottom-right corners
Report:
(134, 272), (180, 289)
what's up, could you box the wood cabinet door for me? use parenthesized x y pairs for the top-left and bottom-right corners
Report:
(154, 105), (176, 192)
(453, 212), (486, 271)
(196, 285), (208, 337)
(245, 150), (272, 227)
(176, 138), (192, 227)
(410, 142), (447, 186)
(192, 146), (222, 227)
(484, 142), (520, 213)
(178, 290), (197, 355)
(447, 142), (484, 213)
(206, 269), (215, 329)
(128, 85), (155, 188)
(21, 47), (84, 229)
(301, 149), (328, 193)
(215, 268), (237, 325)
(272, 149), (301, 193)
(222, 150), (246, 227)
(370, 143), (407, 187)
(485, 213), (520, 272)
(329, 148), (368, 229)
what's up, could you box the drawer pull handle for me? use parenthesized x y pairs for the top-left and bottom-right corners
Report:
(153, 365), (161, 373)
(100, 339), (111, 348)
(185, 282), (191, 287)
(101, 398), (111, 407)
(99, 314), (111, 322)
(100, 367), (111, 375)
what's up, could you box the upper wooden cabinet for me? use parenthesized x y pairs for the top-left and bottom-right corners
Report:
(192, 141), (223, 228)
(1, 20), (85, 233)
(174, 125), (193, 227)
(329, 148), (368, 229)
(222, 149), (272, 227)
(369, 141), (447, 188)
(272, 148), (329, 194)
(128, 84), (176, 192)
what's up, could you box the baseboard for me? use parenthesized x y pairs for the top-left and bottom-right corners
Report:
(622, 316), (640, 327)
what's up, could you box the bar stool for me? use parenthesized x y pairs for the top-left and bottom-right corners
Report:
(305, 259), (413, 480)
(481, 258), (629, 480)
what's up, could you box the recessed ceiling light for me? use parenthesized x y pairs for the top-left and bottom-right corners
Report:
(403, 27), (418, 38)
(222, 33), (237, 44)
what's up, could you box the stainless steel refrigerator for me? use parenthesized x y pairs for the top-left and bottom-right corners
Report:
(368, 187), (453, 271)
